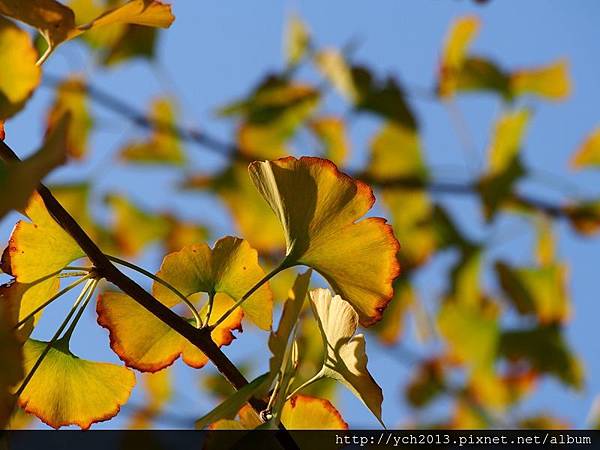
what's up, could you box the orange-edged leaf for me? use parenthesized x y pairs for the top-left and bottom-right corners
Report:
(0, 120), (4, 139)
(0, 114), (70, 219)
(45, 76), (93, 159)
(18, 339), (135, 429)
(372, 277), (415, 345)
(510, 60), (570, 101)
(249, 156), (400, 326)
(309, 288), (384, 425)
(2, 192), (84, 283)
(97, 291), (243, 372)
(0, 276), (59, 327)
(571, 126), (600, 169)
(153, 237), (273, 330)
(308, 116), (350, 166)
(438, 15), (480, 97)
(0, 16), (42, 119)
(119, 97), (185, 164)
(281, 395), (347, 430)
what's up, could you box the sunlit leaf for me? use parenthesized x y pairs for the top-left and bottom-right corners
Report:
(164, 219), (209, 254)
(309, 288), (384, 424)
(496, 262), (570, 324)
(314, 49), (358, 102)
(372, 277), (415, 345)
(0, 276), (59, 326)
(308, 116), (350, 166)
(45, 76), (93, 159)
(0, 17), (41, 119)
(510, 60), (570, 101)
(106, 194), (170, 257)
(469, 368), (536, 411)
(153, 237), (273, 329)
(438, 15), (480, 97)
(571, 126), (600, 169)
(285, 14), (310, 66)
(97, 291), (243, 372)
(0, 114), (70, 219)
(2, 192), (84, 283)
(249, 156), (400, 326)
(499, 325), (583, 389)
(196, 373), (268, 430)
(119, 97), (185, 164)
(281, 395), (347, 429)
(18, 339), (135, 429)
(478, 109), (530, 218)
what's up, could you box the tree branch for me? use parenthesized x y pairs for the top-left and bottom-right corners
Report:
(0, 140), (270, 418)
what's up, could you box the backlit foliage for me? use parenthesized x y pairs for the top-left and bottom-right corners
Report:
(0, 2), (599, 432)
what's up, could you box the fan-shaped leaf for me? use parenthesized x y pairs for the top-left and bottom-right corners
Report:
(571, 126), (600, 169)
(281, 395), (348, 429)
(249, 156), (400, 326)
(510, 60), (570, 100)
(97, 291), (243, 372)
(309, 288), (383, 425)
(18, 339), (135, 429)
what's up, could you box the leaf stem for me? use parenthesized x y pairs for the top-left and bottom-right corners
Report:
(105, 254), (202, 328)
(210, 264), (285, 330)
(59, 278), (99, 344)
(285, 372), (323, 401)
(14, 273), (93, 330)
(14, 279), (95, 399)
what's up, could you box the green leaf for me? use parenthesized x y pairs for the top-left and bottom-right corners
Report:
(195, 373), (268, 430)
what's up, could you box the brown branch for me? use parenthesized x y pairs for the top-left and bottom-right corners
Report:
(0, 140), (271, 420)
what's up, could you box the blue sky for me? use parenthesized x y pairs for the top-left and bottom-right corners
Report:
(2, 1), (600, 429)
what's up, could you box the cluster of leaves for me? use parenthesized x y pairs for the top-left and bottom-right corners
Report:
(1, 2), (600, 432)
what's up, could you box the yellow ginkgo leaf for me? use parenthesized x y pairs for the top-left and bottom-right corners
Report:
(510, 60), (570, 101)
(372, 277), (415, 345)
(0, 114), (70, 219)
(571, 126), (600, 169)
(153, 237), (273, 330)
(281, 395), (348, 430)
(308, 116), (350, 166)
(0, 0), (76, 48)
(308, 288), (383, 425)
(18, 339), (135, 429)
(438, 15), (480, 97)
(0, 276), (59, 326)
(2, 191), (84, 283)
(119, 97), (185, 164)
(45, 76), (93, 159)
(97, 291), (243, 372)
(75, 0), (173, 32)
(249, 156), (400, 326)
(164, 219), (209, 255)
(0, 16), (41, 119)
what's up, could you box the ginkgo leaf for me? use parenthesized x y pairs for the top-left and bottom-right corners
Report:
(496, 262), (570, 324)
(119, 97), (185, 164)
(164, 219), (209, 255)
(268, 270), (312, 381)
(249, 156), (400, 326)
(314, 49), (358, 102)
(18, 339), (135, 429)
(45, 76), (93, 159)
(97, 291), (243, 372)
(372, 277), (415, 345)
(469, 368), (536, 411)
(281, 395), (348, 430)
(0, 16), (41, 119)
(185, 163), (286, 253)
(0, 113), (70, 219)
(308, 288), (383, 425)
(106, 194), (170, 256)
(478, 109), (530, 219)
(308, 116), (350, 166)
(438, 15), (480, 97)
(2, 191), (84, 283)
(0, 276), (59, 326)
(153, 237), (273, 330)
(510, 60), (570, 101)
(285, 14), (310, 66)
(571, 126), (600, 169)
(103, 24), (157, 65)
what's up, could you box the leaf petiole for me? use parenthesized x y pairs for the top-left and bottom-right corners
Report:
(105, 254), (203, 328)
(59, 278), (99, 345)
